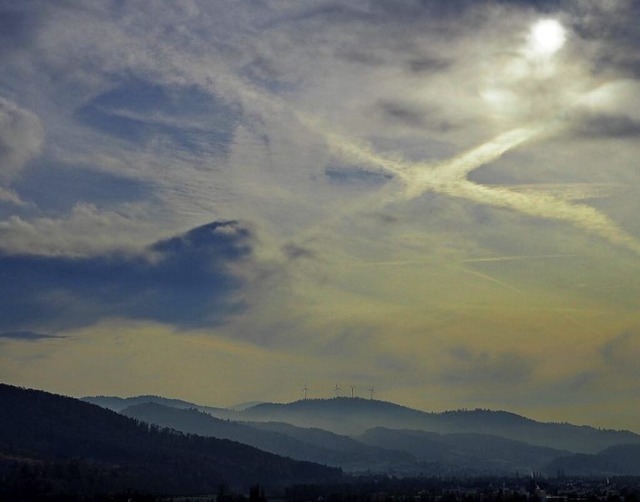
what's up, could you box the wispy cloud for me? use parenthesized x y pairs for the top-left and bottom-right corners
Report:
(0, 97), (43, 182)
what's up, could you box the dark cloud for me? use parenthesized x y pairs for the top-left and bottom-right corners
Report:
(334, 49), (386, 67)
(0, 221), (253, 332)
(258, 4), (372, 30)
(370, 212), (400, 225)
(325, 164), (392, 186)
(368, 0), (477, 19)
(407, 57), (451, 74)
(377, 100), (427, 128)
(570, 2), (640, 77)
(570, 114), (640, 139)
(375, 100), (459, 133)
(282, 243), (315, 261)
(369, 0), (563, 20)
(601, 332), (638, 366)
(240, 56), (298, 94)
(0, 330), (60, 341)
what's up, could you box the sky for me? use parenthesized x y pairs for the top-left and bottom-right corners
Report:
(1, 0), (640, 431)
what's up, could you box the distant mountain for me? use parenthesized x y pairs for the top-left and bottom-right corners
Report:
(237, 397), (426, 435)
(359, 427), (569, 475)
(228, 398), (640, 454)
(121, 402), (414, 472)
(0, 384), (341, 498)
(545, 444), (640, 476)
(84, 394), (640, 457)
(82, 394), (222, 413)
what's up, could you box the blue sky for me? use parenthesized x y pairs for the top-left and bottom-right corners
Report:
(1, 0), (639, 430)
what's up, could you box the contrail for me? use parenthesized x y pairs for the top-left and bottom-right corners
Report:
(353, 260), (431, 267)
(463, 255), (575, 263)
(462, 268), (524, 294)
(166, 42), (640, 255)
(562, 313), (605, 338)
(452, 180), (640, 254)
(303, 116), (640, 254)
(403, 124), (552, 197)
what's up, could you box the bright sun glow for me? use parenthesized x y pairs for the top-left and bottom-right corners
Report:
(529, 19), (566, 55)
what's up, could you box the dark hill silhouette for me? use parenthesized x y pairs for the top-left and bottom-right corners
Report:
(0, 384), (341, 498)
(122, 402), (414, 472)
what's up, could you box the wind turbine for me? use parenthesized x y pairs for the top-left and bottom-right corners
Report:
(349, 384), (356, 398)
(334, 384), (341, 398)
(369, 386), (376, 400)
(302, 384), (309, 400)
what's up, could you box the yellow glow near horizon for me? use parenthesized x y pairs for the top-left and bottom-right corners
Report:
(528, 19), (566, 56)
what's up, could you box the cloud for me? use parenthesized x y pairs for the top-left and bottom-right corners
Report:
(407, 56), (451, 74)
(0, 97), (43, 183)
(0, 330), (60, 341)
(0, 186), (23, 205)
(0, 220), (253, 332)
(571, 114), (640, 138)
(601, 331), (640, 374)
(282, 243), (316, 261)
(0, 203), (165, 256)
(324, 163), (392, 186)
(377, 100), (428, 128)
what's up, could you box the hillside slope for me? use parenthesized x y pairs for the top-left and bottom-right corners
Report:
(122, 402), (413, 472)
(0, 384), (341, 497)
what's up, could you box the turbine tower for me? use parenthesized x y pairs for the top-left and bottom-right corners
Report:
(349, 384), (356, 398)
(334, 384), (341, 398)
(369, 386), (376, 400)
(302, 383), (309, 400)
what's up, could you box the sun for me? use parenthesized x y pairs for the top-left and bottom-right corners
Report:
(528, 19), (566, 56)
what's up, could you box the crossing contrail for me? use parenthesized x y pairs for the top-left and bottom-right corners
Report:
(307, 115), (640, 254)
(166, 35), (640, 255)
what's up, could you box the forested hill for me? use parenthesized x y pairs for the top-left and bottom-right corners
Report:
(121, 402), (414, 471)
(0, 384), (341, 498)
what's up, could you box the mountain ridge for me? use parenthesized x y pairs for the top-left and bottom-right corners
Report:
(84, 395), (640, 453)
(231, 398), (640, 453)
(122, 402), (415, 472)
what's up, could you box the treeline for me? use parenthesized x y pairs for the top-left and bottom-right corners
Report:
(0, 456), (156, 501)
(0, 456), (271, 502)
(284, 476), (640, 502)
